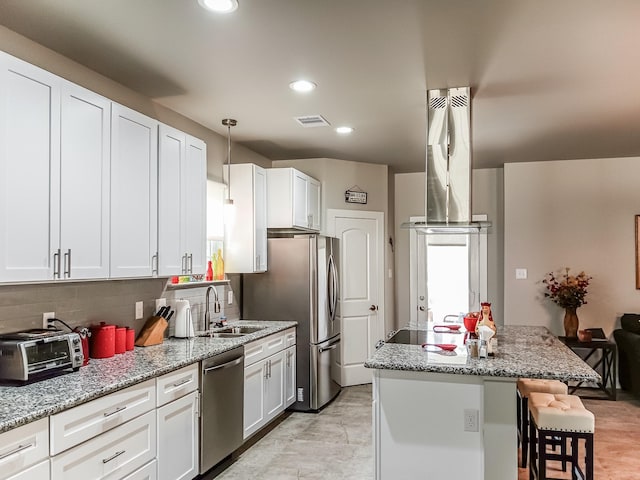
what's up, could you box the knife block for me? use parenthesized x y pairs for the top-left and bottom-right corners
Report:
(135, 315), (168, 347)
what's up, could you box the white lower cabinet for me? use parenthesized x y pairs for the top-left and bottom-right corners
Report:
(5, 460), (49, 480)
(284, 345), (297, 408)
(121, 460), (157, 480)
(156, 391), (198, 480)
(50, 409), (156, 480)
(0, 417), (49, 480)
(243, 330), (295, 440)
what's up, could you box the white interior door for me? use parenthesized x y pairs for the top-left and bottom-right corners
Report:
(327, 209), (384, 386)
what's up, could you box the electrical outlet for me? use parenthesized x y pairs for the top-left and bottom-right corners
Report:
(464, 409), (479, 432)
(155, 298), (167, 312)
(42, 312), (56, 329)
(515, 268), (528, 280)
(228, 291), (233, 305)
(135, 301), (144, 320)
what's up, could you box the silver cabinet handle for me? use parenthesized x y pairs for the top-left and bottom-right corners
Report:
(0, 443), (34, 460)
(102, 450), (125, 464)
(171, 378), (190, 388)
(151, 252), (158, 275)
(103, 405), (126, 417)
(264, 363), (269, 379)
(188, 253), (193, 274)
(53, 249), (61, 279)
(63, 249), (71, 278)
(181, 254), (187, 274)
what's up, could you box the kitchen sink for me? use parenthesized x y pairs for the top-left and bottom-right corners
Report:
(217, 326), (266, 334)
(198, 332), (245, 338)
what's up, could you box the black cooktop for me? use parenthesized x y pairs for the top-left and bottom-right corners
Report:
(385, 329), (429, 345)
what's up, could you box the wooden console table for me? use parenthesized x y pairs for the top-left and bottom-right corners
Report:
(558, 330), (617, 401)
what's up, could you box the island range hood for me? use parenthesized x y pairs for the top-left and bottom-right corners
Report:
(402, 86), (490, 233)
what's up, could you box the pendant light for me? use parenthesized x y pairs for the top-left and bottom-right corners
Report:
(222, 118), (237, 226)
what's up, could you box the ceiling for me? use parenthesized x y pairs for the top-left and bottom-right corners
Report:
(1, 0), (640, 172)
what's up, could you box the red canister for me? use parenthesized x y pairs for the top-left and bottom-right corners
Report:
(89, 322), (116, 358)
(126, 328), (135, 351)
(115, 327), (127, 354)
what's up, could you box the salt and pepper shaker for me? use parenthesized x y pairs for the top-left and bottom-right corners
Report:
(479, 340), (488, 359)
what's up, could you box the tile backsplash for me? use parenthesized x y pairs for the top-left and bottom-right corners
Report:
(0, 279), (239, 335)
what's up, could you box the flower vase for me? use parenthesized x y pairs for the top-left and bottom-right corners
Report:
(564, 307), (579, 338)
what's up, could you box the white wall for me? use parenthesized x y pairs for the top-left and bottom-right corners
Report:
(272, 158), (394, 333)
(394, 169), (504, 330)
(504, 157), (640, 336)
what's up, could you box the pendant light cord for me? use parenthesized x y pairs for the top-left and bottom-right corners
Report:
(222, 118), (237, 202)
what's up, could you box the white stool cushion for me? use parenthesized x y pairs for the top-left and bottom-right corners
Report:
(517, 378), (568, 398)
(528, 392), (595, 433)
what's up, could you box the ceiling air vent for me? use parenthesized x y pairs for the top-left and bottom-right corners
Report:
(294, 115), (331, 128)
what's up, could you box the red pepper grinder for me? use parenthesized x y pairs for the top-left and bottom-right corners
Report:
(206, 260), (213, 281)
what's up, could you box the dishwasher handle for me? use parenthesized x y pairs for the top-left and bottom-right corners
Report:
(203, 356), (243, 374)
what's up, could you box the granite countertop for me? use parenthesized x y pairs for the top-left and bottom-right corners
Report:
(0, 320), (296, 434)
(365, 325), (601, 383)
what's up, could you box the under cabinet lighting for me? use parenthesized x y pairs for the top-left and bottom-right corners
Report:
(198, 0), (238, 13)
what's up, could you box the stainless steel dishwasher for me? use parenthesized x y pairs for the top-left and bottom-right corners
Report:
(199, 345), (244, 474)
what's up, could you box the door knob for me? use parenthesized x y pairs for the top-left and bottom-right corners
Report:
(369, 305), (378, 311)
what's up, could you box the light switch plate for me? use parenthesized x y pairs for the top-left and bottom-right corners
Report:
(228, 291), (233, 305)
(155, 298), (167, 311)
(135, 301), (144, 319)
(515, 268), (528, 280)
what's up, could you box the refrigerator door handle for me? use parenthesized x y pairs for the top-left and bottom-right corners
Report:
(328, 254), (338, 322)
(319, 337), (341, 353)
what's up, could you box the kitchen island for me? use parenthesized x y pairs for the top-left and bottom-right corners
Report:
(365, 325), (600, 480)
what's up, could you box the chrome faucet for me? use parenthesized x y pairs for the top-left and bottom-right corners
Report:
(205, 286), (221, 331)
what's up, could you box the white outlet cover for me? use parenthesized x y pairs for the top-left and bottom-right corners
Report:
(515, 268), (528, 280)
(228, 291), (233, 305)
(135, 301), (144, 319)
(155, 298), (167, 311)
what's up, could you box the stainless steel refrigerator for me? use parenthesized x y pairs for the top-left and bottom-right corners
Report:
(242, 234), (341, 412)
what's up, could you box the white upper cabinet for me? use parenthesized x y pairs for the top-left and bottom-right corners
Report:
(267, 167), (321, 231)
(158, 124), (206, 276)
(0, 52), (61, 282)
(184, 136), (207, 275)
(0, 53), (111, 281)
(59, 83), (111, 280)
(110, 104), (158, 278)
(225, 163), (267, 273)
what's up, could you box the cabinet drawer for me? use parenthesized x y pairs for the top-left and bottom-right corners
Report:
(284, 328), (296, 347)
(50, 379), (155, 455)
(244, 332), (285, 367)
(0, 418), (49, 480)
(50, 409), (156, 480)
(5, 459), (49, 480)
(121, 459), (157, 480)
(156, 363), (198, 407)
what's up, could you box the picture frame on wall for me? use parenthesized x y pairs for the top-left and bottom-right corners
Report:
(636, 215), (640, 289)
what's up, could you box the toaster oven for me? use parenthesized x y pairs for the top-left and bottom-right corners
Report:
(0, 329), (83, 383)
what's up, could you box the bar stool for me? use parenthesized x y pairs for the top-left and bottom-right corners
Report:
(528, 392), (595, 480)
(517, 378), (568, 468)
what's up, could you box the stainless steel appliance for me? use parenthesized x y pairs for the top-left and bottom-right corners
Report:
(199, 346), (244, 474)
(243, 234), (341, 411)
(0, 329), (83, 383)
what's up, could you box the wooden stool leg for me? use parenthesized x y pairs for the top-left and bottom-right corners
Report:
(521, 396), (529, 468)
(529, 418), (536, 480)
(585, 434), (594, 480)
(538, 430), (546, 480)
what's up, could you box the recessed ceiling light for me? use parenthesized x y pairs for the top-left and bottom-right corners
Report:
(198, 0), (238, 13)
(335, 126), (354, 135)
(289, 80), (317, 93)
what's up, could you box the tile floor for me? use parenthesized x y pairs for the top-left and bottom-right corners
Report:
(206, 385), (640, 480)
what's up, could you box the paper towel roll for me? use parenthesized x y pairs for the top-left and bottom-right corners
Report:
(174, 299), (195, 338)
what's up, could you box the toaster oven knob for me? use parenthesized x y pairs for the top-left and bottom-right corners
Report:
(72, 336), (80, 345)
(75, 354), (83, 363)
